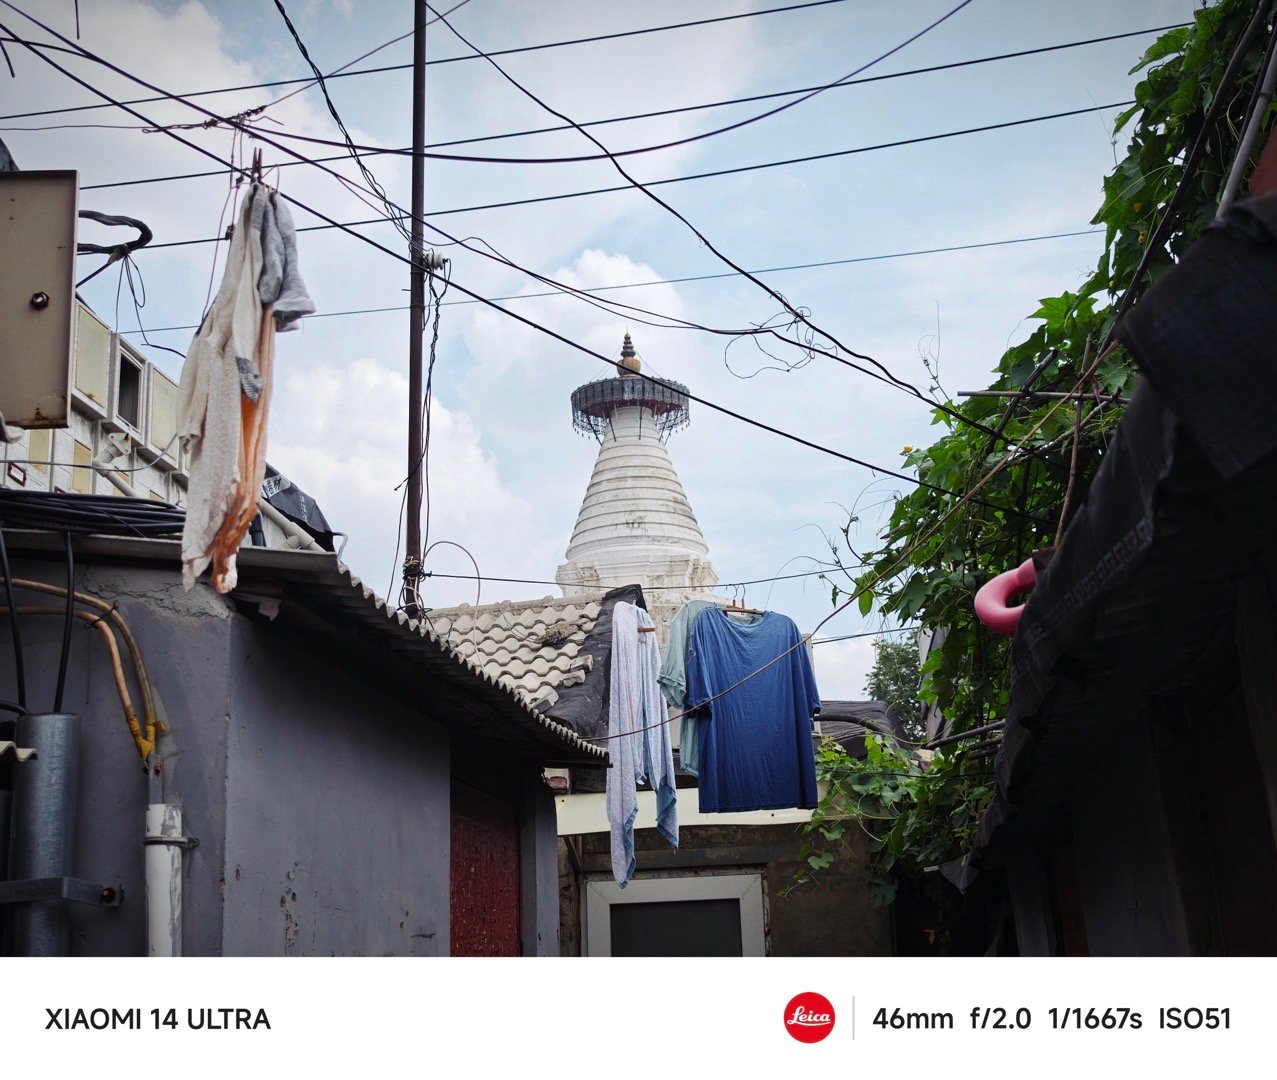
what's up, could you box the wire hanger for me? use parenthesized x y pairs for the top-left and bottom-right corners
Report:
(722, 583), (764, 618)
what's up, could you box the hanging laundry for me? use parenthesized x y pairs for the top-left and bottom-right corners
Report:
(177, 183), (312, 593)
(686, 608), (820, 813)
(607, 600), (677, 887)
(658, 597), (716, 776)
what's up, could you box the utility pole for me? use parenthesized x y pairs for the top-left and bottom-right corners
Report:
(404, 0), (428, 616)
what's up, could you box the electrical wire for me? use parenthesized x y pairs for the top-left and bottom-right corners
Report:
(258, 0), (473, 113)
(119, 228), (1103, 336)
(26, 19), (1095, 476)
(125, 102), (1129, 248)
(52, 33), (1109, 478)
(0, 0), (860, 124)
(9, 576), (159, 738)
(1, 11), (1050, 519)
(0, 489), (184, 537)
(69, 23), (1186, 195)
(0, 528), (26, 710)
(270, 0), (411, 247)
(79, 50), (1114, 476)
(241, 0), (980, 166)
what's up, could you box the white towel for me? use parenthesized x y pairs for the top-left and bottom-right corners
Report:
(176, 186), (265, 591)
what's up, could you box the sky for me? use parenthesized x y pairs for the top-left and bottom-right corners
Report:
(0, 0), (1196, 697)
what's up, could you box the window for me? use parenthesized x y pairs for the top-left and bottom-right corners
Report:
(584, 873), (766, 957)
(116, 352), (142, 430)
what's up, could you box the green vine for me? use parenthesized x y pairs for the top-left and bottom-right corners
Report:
(806, 0), (1276, 901)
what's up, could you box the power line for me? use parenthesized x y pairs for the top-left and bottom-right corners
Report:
(19, 15), (1094, 481)
(117, 229), (1103, 336)
(18, 13), (1083, 490)
(419, 2), (1089, 471)
(237, 0), (980, 167)
(133, 104), (1132, 249)
(70, 23), (1185, 193)
(0, 0), (858, 123)
(8, 7), (1082, 524)
(420, 566), (845, 591)
(0, 14), (1049, 523)
(810, 626), (920, 645)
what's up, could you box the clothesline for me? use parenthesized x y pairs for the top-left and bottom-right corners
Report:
(584, 345), (1112, 744)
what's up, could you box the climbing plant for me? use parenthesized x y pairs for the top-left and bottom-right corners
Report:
(806, 0), (1277, 901)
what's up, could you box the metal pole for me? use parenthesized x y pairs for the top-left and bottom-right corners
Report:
(1219, 18), (1277, 217)
(6, 713), (79, 956)
(404, 0), (428, 616)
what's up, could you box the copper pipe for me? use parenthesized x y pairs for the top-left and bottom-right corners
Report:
(7, 578), (158, 748)
(0, 605), (151, 762)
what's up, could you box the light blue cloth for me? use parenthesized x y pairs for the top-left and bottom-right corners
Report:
(658, 599), (716, 776)
(607, 601), (678, 887)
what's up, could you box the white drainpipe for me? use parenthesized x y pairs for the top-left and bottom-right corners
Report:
(145, 803), (184, 957)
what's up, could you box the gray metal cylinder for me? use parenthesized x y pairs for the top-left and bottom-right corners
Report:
(6, 713), (79, 956)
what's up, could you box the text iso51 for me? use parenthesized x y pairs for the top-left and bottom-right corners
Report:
(1159, 1008), (1230, 1030)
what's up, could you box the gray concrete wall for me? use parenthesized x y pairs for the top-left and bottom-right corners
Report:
(221, 617), (450, 956)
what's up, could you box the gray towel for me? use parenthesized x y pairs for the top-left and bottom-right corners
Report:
(258, 190), (315, 332)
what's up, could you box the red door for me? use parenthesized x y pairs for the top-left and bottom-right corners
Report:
(450, 781), (521, 956)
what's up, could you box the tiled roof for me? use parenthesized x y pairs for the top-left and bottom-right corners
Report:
(426, 593), (605, 714)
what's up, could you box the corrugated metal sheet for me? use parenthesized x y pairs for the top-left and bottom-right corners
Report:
(0, 740), (36, 763)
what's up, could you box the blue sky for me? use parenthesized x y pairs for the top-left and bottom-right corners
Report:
(1, 0), (1194, 695)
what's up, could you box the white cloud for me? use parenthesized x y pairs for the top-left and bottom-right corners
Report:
(268, 356), (546, 607)
(812, 636), (876, 701)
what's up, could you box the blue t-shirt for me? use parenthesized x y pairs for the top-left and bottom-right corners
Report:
(686, 609), (821, 812)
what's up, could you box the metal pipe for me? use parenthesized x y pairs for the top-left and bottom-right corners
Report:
(257, 499), (322, 552)
(6, 713), (79, 956)
(1219, 13), (1277, 217)
(145, 803), (183, 957)
(925, 720), (1005, 750)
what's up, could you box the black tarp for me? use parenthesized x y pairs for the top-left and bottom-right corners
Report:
(544, 584), (647, 740)
(818, 700), (905, 757)
(260, 464), (336, 552)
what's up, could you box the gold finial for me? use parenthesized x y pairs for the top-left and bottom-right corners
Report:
(618, 332), (640, 375)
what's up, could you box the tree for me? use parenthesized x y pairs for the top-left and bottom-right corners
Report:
(865, 638), (923, 741)
(801, 0), (1275, 898)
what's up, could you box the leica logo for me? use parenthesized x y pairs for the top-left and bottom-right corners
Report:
(784, 993), (835, 1043)
(788, 1006), (832, 1026)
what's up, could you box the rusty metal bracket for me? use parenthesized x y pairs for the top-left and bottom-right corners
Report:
(0, 876), (123, 907)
